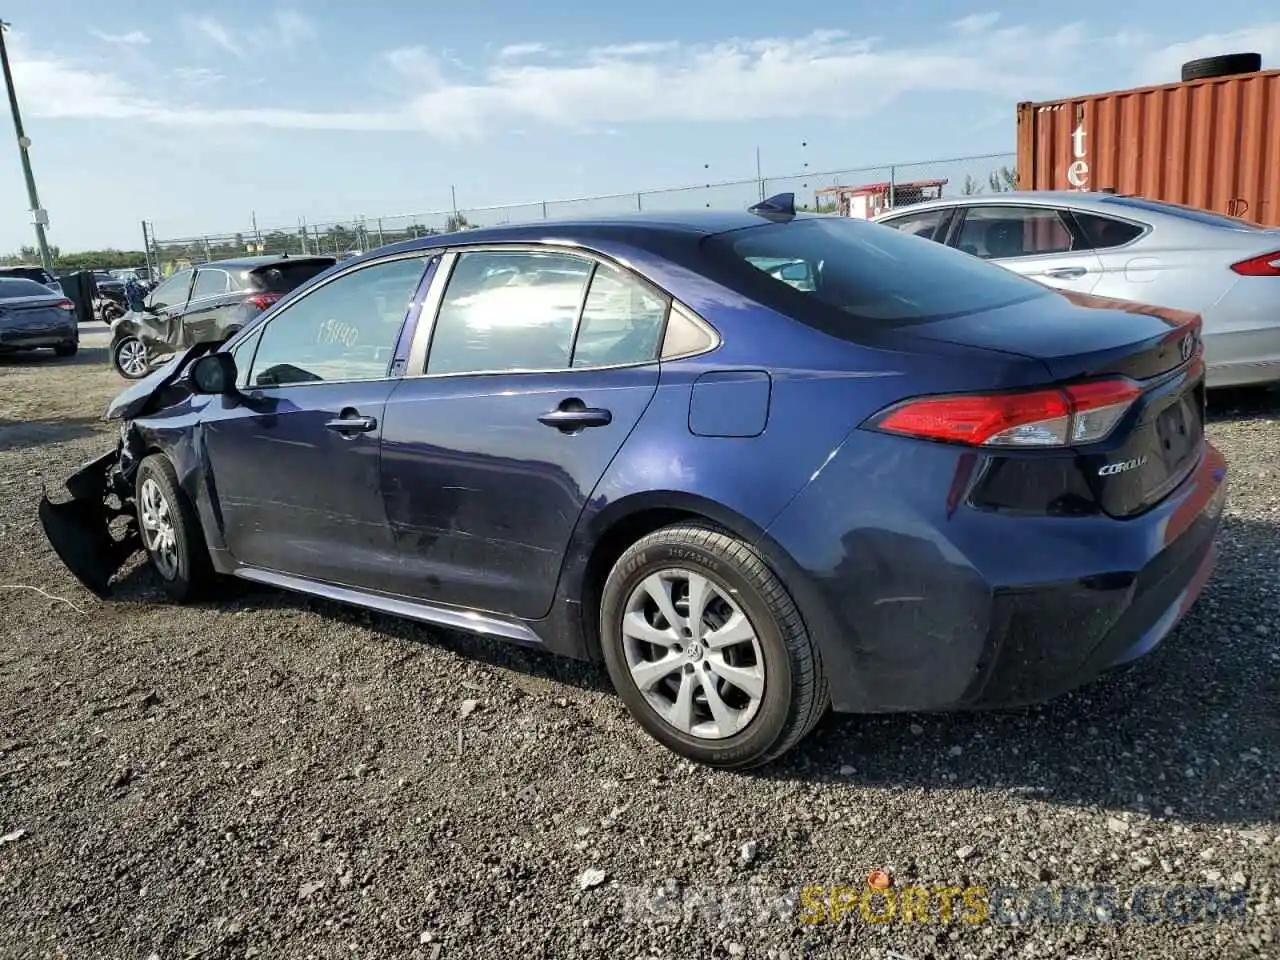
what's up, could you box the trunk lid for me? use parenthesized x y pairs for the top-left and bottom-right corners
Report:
(903, 289), (1205, 517)
(0, 295), (72, 333)
(902, 288), (1200, 382)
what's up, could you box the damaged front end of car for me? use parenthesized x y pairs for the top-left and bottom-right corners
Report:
(37, 442), (144, 597)
(37, 342), (218, 597)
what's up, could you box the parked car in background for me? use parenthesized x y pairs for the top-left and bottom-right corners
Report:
(112, 267), (153, 284)
(41, 203), (1225, 768)
(0, 277), (78, 357)
(0, 264), (63, 296)
(873, 191), (1280, 389)
(110, 254), (337, 378)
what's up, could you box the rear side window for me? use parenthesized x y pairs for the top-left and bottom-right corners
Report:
(426, 251), (591, 375)
(250, 260), (336, 292)
(954, 206), (1078, 259)
(1101, 196), (1265, 230)
(1073, 212), (1144, 249)
(707, 217), (1050, 325)
(0, 277), (55, 298)
(192, 269), (230, 299)
(571, 262), (668, 368)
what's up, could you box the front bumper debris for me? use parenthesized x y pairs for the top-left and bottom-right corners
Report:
(38, 448), (141, 597)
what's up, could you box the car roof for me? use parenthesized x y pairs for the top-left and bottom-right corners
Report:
(372, 210), (800, 257)
(191, 254), (338, 271)
(871, 191), (1141, 218)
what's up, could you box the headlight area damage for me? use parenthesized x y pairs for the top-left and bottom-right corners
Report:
(37, 343), (217, 598)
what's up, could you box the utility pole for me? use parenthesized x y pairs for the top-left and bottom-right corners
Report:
(140, 220), (154, 277)
(0, 21), (53, 271)
(755, 146), (764, 201)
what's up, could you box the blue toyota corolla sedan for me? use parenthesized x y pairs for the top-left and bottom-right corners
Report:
(39, 198), (1227, 768)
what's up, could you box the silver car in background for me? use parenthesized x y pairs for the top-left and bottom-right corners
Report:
(873, 191), (1280, 389)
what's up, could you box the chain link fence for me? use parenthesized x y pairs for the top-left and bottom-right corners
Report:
(148, 151), (1017, 274)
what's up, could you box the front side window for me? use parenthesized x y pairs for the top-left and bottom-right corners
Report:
(708, 216), (1050, 326)
(878, 208), (950, 243)
(426, 251), (591, 375)
(247, 256), (427, 387)
(192, 269), (230, 299)
(954, 206), (1078, 259)
(571, 262), (668, 368)
(148, 270), (193, 311)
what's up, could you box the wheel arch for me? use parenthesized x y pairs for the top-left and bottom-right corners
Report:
(561, 490), (777, 661)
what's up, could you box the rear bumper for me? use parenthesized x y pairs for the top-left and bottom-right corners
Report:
(0, 322), (77, 349)
(763, 441), (1228, 714)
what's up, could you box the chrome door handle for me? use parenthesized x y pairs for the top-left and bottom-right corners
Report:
(538, 399), (612, 432)
(325, 415), (377, 434)
(1044, 266), (1087, 279)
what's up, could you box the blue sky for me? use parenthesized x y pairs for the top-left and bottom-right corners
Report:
(0, 0), (1276, 252)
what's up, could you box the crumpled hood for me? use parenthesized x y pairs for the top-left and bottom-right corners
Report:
(102, 342), (217, 422)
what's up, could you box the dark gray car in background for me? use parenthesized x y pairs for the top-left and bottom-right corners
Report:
(110, 255), (336, 378)
(0, 277), (79, 357)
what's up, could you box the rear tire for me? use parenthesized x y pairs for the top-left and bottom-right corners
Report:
(114, 337), (150, 379)
(135, 454), (215, 602)
(53, 342), (78, 358)
(599, 523), (828, 769)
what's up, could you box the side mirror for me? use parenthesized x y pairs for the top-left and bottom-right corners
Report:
(189, 353), (239, 395)
(779, 262), (809, 282)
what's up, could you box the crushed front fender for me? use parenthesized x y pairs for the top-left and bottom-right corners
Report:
(38, 449), (141, 598)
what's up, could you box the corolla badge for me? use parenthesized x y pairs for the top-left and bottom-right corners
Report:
(1179, 332), (1196, 363)
(1098, 455), (1149, 476)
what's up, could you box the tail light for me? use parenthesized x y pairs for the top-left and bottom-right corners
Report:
(246, 292), (283, 311)
(1230, 250), (1280, 276)
(54, 299), (75, 311)
(867, 378), (1143, 448)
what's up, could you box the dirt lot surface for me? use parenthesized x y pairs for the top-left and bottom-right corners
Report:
(1, 328), (1277, 960)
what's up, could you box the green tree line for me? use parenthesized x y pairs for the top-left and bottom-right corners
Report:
(0, 246), (148, 271)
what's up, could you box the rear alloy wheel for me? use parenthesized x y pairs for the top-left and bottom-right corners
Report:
(135, 454), (215, 602)
(599, 524), (828, 768)
(114, 337), (150, 379)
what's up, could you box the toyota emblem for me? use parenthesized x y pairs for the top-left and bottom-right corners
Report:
(1179, 333), (1195, 363)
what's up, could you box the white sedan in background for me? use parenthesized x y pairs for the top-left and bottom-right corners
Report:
(874, 191), (1280, 389)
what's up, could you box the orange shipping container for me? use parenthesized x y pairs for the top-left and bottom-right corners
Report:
(1016, 68), (1280, 226)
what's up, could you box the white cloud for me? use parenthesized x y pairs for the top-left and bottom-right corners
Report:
(173, 66), (224, 87)
(1137, 24), (1280, 84)
(590, 41), (679, 57)
(498, 42), (550, 60)
(952, 13), (1001, 35)
(10, 21), (1279, 140)
(90, 29), (150, 45)
(273, 9), (317, 48)
(187, 16), (242, 58)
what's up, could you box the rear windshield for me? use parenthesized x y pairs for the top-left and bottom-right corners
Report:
(705, 216), (1050, 325)
(1101, 196), (1266, 230)
(0, 277), (57, 298)
(0, 267), (53, 284)
(249, 259), (336, 292)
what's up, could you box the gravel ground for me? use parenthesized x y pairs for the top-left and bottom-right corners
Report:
(1, 329), (1277, 960)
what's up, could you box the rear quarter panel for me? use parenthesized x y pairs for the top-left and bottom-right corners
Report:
(548, 249), (1075, 653)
